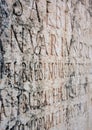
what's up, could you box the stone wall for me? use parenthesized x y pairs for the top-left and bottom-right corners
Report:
(0, 0), (92, 130)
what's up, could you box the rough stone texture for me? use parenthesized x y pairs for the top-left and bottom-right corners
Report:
(0, 0), (92, 130)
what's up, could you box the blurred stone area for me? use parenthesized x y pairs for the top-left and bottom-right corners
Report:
(0, 0), (92, 130)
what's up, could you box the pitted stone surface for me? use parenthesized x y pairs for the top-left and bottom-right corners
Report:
(0, 0), (92, 130)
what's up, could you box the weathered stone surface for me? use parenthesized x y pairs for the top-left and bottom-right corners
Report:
(0, 0), (92, 130)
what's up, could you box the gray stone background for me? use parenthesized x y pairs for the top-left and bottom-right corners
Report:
(0, 0), (92, 130)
